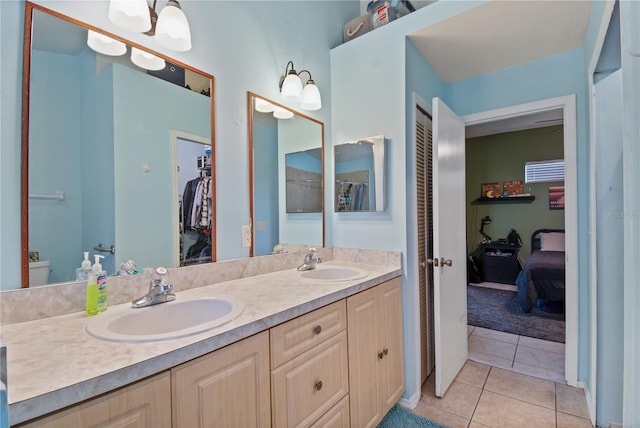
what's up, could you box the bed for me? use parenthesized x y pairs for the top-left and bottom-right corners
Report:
(516, 229), (566, 313)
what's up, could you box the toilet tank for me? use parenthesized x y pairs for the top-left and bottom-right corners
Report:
(28, 260), (51, 286)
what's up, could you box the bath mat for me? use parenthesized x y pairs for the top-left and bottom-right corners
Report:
(378, 406), (447, 428)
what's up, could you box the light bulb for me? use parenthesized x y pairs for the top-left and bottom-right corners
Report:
(130, 48), (166, 71)
(87, 30), (127, 56)
(108, 0), (151, 33)
(300, 81), (321, 110)
(280, 72), (302, 102)
(155, 1), (192, 52)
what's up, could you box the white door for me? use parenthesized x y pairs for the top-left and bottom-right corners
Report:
(432, 98), (468, 397)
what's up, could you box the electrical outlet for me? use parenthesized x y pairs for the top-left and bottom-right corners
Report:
(242, 225), (251, 247)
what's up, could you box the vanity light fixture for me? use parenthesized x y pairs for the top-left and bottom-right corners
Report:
(130, 47), (166, 70)
(108, 0), (192, 52)
(278, 61), (322, 111)
(87, 30), (127, 56)
(254, 98), (275, 113)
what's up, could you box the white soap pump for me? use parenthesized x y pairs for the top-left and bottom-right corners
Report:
(76, 251), (92, 281)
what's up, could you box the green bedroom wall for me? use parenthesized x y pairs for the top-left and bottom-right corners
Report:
(466, 125), (565, 265)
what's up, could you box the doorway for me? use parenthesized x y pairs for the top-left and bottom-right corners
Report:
(416, 95), (578, 393)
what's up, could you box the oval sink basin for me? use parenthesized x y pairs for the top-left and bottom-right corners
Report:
(298, 266), (368, 282)
(86, 296), (243, 343)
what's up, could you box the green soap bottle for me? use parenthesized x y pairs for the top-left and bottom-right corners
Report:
(85, 270), (98, 316)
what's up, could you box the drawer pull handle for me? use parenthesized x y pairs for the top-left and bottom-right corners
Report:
(313, 325), (322, 335)
(314, 380), (323, 391)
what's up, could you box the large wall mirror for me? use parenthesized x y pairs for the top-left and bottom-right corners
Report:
(248, 92), (324, 257)
(20, 2), (215, 287)
(334, 135), (386, 212)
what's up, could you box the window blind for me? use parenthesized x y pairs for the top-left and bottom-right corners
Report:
(525, 159), (565, 183)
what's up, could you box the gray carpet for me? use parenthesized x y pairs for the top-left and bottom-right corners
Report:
(378, 406), (447, 428)
(467, 285), (565, 343)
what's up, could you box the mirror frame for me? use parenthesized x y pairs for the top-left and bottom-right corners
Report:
(247, 92), (325, 257)
(21, 1), (217, 287)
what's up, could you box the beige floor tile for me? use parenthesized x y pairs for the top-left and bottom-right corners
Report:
(483, 367), (555, 410)
(420, 379), (482, 420)
(472, 390), (556, 428)
(556, 383), (590, 419)
(468, 349), (514, 370)
(412, 401), (470, 428)
(515, 344), (565, 371)
(557, 411), (594, 428)
(469, 334), (517, 360)
(512, 361), (565, 383)
(468, 422), (490, 428)
(518, 335), (566, 355)
(472, 326), (520, 344)
(468, 325), (475, 336)
(455, 360), (491, 388)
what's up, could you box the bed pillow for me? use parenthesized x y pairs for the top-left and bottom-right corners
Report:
(540, 232), (565, 251)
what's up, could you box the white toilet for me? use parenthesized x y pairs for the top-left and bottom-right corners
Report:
(29, 260), (51, 286)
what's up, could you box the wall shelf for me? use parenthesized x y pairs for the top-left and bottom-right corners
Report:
(473, 195), (535, 204)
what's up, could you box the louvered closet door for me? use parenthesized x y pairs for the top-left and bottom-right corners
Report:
(416, 105), (435, 385)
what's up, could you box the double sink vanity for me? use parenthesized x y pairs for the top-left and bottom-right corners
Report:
(1, 248), (404, 427)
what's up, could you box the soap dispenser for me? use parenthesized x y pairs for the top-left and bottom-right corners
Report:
(92, 255), (108, 313)
(76, 252), (92, 281)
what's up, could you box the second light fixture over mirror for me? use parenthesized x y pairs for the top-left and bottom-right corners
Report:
(278, 61), (322, 111)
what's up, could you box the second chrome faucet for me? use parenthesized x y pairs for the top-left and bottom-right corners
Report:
(297, 248), (322, 271)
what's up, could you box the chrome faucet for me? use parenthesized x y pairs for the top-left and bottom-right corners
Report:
(297, 248), (322, 271)
(131, 267), (176, 308)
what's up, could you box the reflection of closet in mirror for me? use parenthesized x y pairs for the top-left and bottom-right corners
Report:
(174, 133), (213, 267)
(334, 135), (386, 212)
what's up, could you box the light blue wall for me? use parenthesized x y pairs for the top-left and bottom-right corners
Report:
(253, 113), (279, 256)
(29, 49), (83, 283)
(594, 68), (623, 427)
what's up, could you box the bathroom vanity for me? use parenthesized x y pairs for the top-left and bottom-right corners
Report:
(2, 249), (403, 427)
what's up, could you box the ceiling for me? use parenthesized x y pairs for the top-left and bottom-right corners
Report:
(409, 0), (593, 84)
(408, 0), (591, 137)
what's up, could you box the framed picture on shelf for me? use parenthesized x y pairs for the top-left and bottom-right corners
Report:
(503, 180), (524, 196)
(549, 186), (565, 210)
(481, 182), (501, 198)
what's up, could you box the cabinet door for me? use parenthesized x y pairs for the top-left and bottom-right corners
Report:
(378, 277), (405, 414)
(18, 372), (171, 428)
(172, 331), (270, 428)
(347, 278), (405, 428)
(347, 286), (382, 428)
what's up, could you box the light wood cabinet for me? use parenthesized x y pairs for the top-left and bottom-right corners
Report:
(171, 330), (271, 428)
(18, 277), (403, 428)
(347, 277), (405, 428)
(17, 371), (171, 428)
(271, 300), (349, 428)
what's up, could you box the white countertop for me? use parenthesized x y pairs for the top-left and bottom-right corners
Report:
(2, 261), (401, 425)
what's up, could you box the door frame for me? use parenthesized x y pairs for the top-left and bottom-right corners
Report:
(462, 94), (578, 387)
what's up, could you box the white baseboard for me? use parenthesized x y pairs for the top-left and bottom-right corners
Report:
(607, 423), (623, 428)
(397, 391), (421, 409)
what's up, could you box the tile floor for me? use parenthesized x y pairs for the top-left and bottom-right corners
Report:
(409, 327), (592, 427)
(411, 360), (592, 428)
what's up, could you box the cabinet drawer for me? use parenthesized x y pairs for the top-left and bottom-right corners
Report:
(271, 300), (346, 368)
(309, 395), (350, 428)
(271, 331), (349, 428)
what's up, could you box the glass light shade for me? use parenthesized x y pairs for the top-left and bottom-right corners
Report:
(155, 3), (192, 52)
(130, 48), (166, 71)
(273, 106), (294, 119)
(300, 82), (322, 110)
(87, 30), (127, 56)
(108, 0), (151, 33)
(255, 98), (275, 113)
(280, 73), (302, 101)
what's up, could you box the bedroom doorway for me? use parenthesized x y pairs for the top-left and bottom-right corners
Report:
(462, 96), (577, 386)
